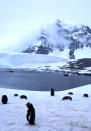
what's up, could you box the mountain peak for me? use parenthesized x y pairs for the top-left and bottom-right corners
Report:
(21, 20), (91, 59)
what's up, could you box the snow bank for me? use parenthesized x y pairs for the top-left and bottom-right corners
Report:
(0, 84), (91, 131)
(74, 47), (91, 59)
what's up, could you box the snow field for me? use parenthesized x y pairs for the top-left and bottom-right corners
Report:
(0, 84), (91, 131)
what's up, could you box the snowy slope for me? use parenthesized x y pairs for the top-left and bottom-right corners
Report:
(74, 47), (91, 59)
(49, 47), (91, 59)
(0, 53), (67, 69)
(0, 84), (91, 131)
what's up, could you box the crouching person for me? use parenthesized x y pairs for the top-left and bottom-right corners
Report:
(26, 102), (35, 125)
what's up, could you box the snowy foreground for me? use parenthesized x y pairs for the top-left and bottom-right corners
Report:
(0, 85), (91, 131)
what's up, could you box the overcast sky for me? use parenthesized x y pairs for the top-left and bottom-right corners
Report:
(0, 0), (91, 49)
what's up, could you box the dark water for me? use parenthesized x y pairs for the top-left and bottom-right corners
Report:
(0, 69), (91, 91)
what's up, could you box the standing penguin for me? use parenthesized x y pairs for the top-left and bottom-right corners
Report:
(50, 88), (55, 96)
(26, 102), (35, 125)
(1, 95), (8, 104)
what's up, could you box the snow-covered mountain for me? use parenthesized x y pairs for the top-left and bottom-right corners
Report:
(22, 19), (91, 59)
